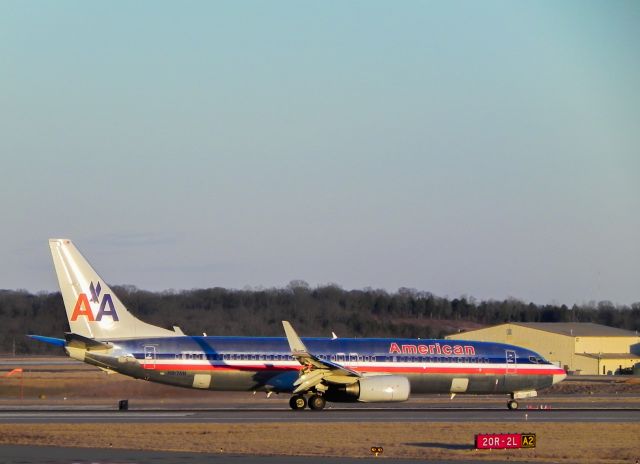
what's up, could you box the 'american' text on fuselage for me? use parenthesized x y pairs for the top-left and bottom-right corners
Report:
(388, 342), (475, 356)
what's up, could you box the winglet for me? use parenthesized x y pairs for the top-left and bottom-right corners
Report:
(282, 321), (308, 356)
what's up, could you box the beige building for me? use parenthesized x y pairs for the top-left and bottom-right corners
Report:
(446, 322), (640, 375)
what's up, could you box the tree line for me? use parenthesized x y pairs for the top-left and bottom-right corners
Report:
(1, 281), (638, 354)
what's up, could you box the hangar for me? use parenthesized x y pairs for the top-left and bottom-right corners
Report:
(446, 322), (640, 375)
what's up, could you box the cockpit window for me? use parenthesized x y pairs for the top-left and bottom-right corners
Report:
(529, 356), (538, 364)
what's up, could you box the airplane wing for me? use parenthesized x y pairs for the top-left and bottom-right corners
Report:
(282, 321), (361, 394)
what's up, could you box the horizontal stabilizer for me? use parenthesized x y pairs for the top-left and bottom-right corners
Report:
(27, 335), (66, 347)
(64, 332), (112, 350)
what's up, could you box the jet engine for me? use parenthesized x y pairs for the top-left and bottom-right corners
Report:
(325, 375), (410, 403)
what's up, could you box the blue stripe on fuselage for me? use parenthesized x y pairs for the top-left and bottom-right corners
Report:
(109, 336), (551, 366)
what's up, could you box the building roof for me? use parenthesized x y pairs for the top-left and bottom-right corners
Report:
(576, 353), (640, 360)
(511, 322), (639, 338)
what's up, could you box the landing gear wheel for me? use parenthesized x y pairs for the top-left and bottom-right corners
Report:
(289, 395), (307, 410)
(507, 400), (519, 410)
(308, 395), (326, 411)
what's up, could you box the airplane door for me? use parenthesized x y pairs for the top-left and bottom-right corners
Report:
(504, 349), (517, 390)
(144, 345), (156, 370)
(504, 350), (518, 392)
(505, 350), (517, 374)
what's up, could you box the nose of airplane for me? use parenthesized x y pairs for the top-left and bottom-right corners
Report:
(552, 370), (567, 384)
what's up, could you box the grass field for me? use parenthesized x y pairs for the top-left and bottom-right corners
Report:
(0, 422), (638, 463)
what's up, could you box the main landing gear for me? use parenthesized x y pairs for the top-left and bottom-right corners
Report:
(289, 394), (326, 411)
(507, 399), (519, 410)
(289, 395), (307, 410)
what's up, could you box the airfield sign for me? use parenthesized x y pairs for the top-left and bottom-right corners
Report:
(475, 433), (536, 449)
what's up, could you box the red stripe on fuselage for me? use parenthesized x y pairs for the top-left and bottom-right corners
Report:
(147, 363), (562, 376)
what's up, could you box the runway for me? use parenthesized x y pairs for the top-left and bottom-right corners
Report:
(0, 406), (638, 423)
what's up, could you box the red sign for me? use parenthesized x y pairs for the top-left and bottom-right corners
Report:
(475, 433), (536, 449)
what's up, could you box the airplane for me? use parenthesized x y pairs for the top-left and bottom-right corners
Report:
(30, 239), (566, 411)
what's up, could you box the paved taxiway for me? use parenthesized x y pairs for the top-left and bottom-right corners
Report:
(0, 406), (638, 423)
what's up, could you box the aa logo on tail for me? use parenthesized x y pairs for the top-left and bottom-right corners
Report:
(70, 281), (119, 322)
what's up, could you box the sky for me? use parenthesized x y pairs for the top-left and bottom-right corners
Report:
(0, 1), (638, 305)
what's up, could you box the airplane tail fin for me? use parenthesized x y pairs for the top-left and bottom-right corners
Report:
(49, 239), (177, 340)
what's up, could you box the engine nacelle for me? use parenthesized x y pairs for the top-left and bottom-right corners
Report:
(326, 375), (410, 403)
